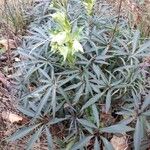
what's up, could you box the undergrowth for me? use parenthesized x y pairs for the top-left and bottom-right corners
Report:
(0, 0), (33, 34)
(6, 0), (150, 149)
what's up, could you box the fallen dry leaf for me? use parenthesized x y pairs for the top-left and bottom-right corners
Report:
(0, 39), (16, 51)
(111, 135), (128, 150)
(2, 111), (23, 123)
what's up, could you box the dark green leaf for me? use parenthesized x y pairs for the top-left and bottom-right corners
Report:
(27, 126), (43, 150)
(17, 107), (35, 117)
(45, 126), (53, 150)
(105, 89), (112, 113)
(94, 137), (100, 150)
(81, 92), (104, 110)
(64, 82), (82, 91)
(101, 124), (133, 134)
(77, 118), (97, 129)
(134, 117), (144, 150)
(141, 93), (150, 111)
(132, 30), (140, 54)
(7, 124), (40, 142)
(72, 136), (93, 150)
(58, 74), (77, 87)
(142, 110), (150, 116)
(101, 136), (114, 150)
(92, 104), (100, 127)
(51, 86), (57, 117)
(35, 87), (52, 118)
(136, 40), (150, 54)
(73, 84), (85, 103)
(49, 118), (67, 125)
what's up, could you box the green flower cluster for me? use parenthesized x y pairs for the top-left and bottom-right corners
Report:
(50, 11), (83, 63)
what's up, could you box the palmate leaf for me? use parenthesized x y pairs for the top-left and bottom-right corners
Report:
(51, 85), (57, 117)
(101, 136), (114, 150)
(134, 117), (144, 150)
(85, 74), (93, 95)
(38, 68), (52, 81)
(81, 92), (105, 110)
(142, 110), (150, 116)
(7, 124), (40, 142)
(92, 104), (100, 127)
(45, 126), (53, 150)
(90, 83), (101, 93)
(84, 126), (94, 134)
(93, 64), (101, 78)
(73, 83), (85, 103)
(17, 106), (35, 117)
(58, 74), (77, 87)
(26, 126), (43, 150)
(76, 52), (88, 61)
(35, 87), (52, 118)
(72, 136), (93, 150)
(24, 64), (44, 81)
(135, 40), (150, 55)
(101, 124), (134, 134)
(99, 68), (108, 84)
(116, 38), (129, 53)
(132, 30), (140, 54)
(17, 49), (35, 60)
(20, 84), (50, 101)
(64, 82), (82, 91)
(30, 39), (49, 54)
(95, 55), (112, 61)
(105, 89), (112, 113)
(56, 70), (79, 75)
(49, 118), (67, 125)
(31, 27), (50, 39)
(77, 118), (97, 129)
(57, 87), (69, 103)
(141, 93), (150, 111)
(94, 137), (100, 150)
(132, 90), (140, 109)
(119, 117), (134, 125)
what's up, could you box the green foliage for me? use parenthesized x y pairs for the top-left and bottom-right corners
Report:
(10, 0), (150, 149)
(117, 93), (150, 150)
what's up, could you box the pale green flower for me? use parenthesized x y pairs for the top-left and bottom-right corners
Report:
(50, 11), (84, 63)
(73, 39), (83, 53)
(51, 11), (71, 31)
(51, 32), (67, 45)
